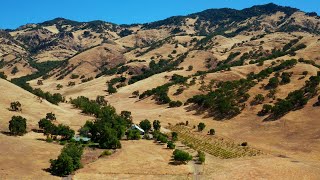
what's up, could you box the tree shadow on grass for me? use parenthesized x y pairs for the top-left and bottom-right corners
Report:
(1, 131), (12, 136)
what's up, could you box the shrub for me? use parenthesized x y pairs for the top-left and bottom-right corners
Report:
(209, 129), (215, 135)
(173, 149), (192, 163)
(197, 122), (206, 131)
(10, 101), (22, 111)
(46, 112), (56, 121)
(157, 134), (168, 143)
(9, 116), (27, 136)
(172, 132), (178, 141)
(70, 74), (79, 79)
(167, 141), (176, 149)
(0, 72), (7, 79)
(251, 94), (265, 105)
(198, 151), (205, 164)
(153, 120), (161, 131)
(127, 129), (141, 140)
(169, 100), (183, 108)
(302, 71), (308, 76)
(187, 65), (193, 71)
(49, 143), (83, 176)
(139, 119), (151, 132)
(99, 150), (112, 157)
(258, 104), (273, 116)
(11, 66), (19, 75)
(266, 77), (279, 89)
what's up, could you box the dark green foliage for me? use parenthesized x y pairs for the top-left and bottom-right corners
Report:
(209, 129), (215, 135)
(280, 72), (292, 84)
(302, 71), (308, 76)
(139, 83), (172, 104)
(198, 151), (206, 164)
(71, 96), (130, 148)
(157, 134), (168, 143)
(38, 118), (74, 140)
(251, 94), (265, 105)
(173, 149), (192, 163)
(258, 104), (273, 116)
(49, 143), (83, 176)
(261, 75), (320, 119)
(129, 53), (188, 84)
(153, 120), (161, 131)
(187, 65), (193, 71)
(266, 77), (279, 89)
(46, 112), (56, 121)
(0, 72), (7, 79)
(169, 101), (183, 108)
(120, 111), (133, 125)
(170, 74), (188, 84)
(56, 124), (75, 140)
(139, 119), (151, 132)
(11, 66), (19, 75)
(197, 122), (206, 131)
(70, 74), (79, 79)
(10, 101), (22, 111)
(167, 141), (176, 149)
(119, 29), (133, 37)
(9, 116), (27, 136)
(33, 88), (64, 105)
(127, 129), (141, 140)
(171, 132), (178, 141)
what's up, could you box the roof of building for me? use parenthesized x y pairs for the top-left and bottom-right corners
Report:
(73, 136), (91, 142)
(130, 124), (145, 133)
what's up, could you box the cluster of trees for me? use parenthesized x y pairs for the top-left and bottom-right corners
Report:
(10, 101), (22, 111)
(189, 60), (298, 119)
(173, 149), (193, 163)
(49, 143), (83, 176)
(107, 76), (126, 94)
(188, 78), (253, 119)
(169, 101), (183, 108)
(259, 75), (320, 119)
(33, 88), (64, 105)
(251, 94), (265, 105)
(72, 96), (131, 149)
(129, 52), (189, 84)
(38, 113), (75, 141)
(9, 116), (27, 136)
(139, 74), (188, 105)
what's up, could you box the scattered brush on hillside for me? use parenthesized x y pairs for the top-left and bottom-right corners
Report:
(260, 73), (320, 120)
(188, 59), (298, 120)
(139, 74), (188, 104)
(129, 52), (189, 84)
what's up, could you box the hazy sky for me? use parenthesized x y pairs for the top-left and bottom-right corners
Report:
(1, 0), (319, 29)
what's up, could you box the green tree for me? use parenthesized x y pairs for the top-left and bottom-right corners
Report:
(171, 132), (178, 141)
(139, 119), (151, 132)
(209, 129), (215, 135)
(49, 153), (74, 176)
(46, 112), (56, 121)
(9, 116), (27, 136)
(167, 141), (176, 149)
(197, 122), (206, 131)
(198, 151), (205, 164)
(173, 149), (192, 163)
(49, 143), (83, 176)
(10, 101), (22, 111)
(153, 120), (161, 131)
(127, 129), (141, 140)
(266, 77), (279, 89)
